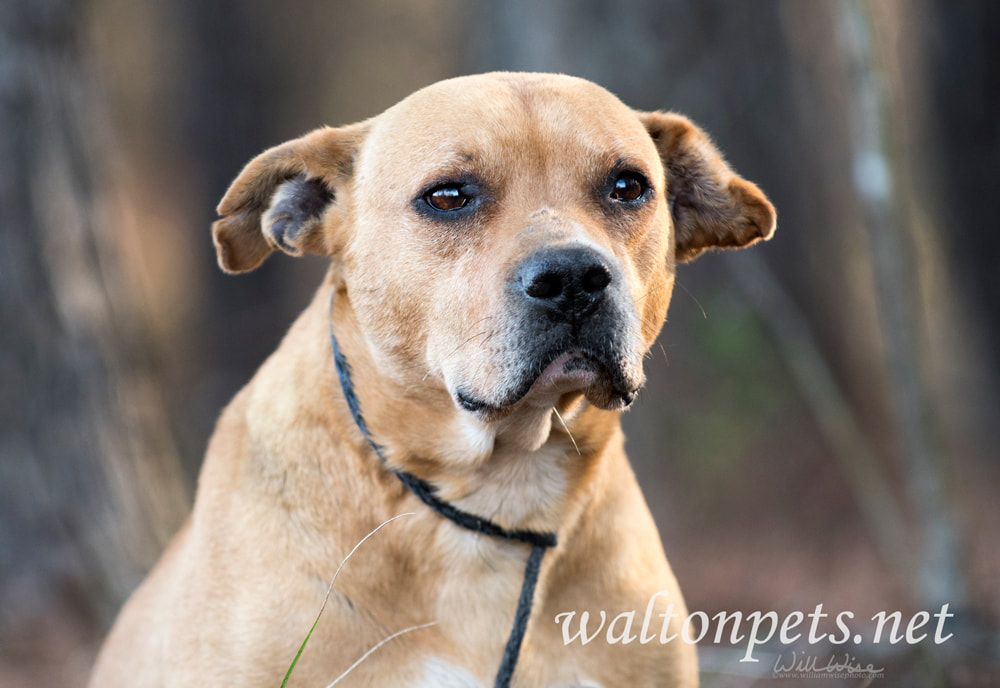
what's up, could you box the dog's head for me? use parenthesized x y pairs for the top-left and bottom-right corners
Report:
(213, 73), (774, 442)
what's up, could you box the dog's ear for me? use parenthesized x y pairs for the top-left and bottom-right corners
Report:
(638, 111), (776, 263)
(212, 123), (367, 273)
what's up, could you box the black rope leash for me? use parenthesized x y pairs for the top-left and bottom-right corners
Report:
(329, 298), (556, 688)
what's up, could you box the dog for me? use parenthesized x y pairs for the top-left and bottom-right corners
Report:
(90, 72), (774, 687)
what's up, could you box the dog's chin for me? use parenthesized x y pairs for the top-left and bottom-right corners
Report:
(454, 352), (640, 421)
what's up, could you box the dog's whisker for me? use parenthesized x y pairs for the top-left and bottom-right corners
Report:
(446, 329), (490, 359)
(674, 278), (707, 319)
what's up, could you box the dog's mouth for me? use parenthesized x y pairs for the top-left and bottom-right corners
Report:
(455, 348), (640, 419)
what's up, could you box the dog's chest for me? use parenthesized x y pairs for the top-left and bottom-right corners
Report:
(413, 658), (483, 687)
(414, 657), (606, 688)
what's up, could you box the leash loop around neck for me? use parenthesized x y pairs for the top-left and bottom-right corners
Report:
(328, 293), (556, 687)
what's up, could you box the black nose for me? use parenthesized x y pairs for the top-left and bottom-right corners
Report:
(516, 246), (613, 319)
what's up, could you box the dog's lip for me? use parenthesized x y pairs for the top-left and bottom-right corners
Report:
(454, 350), (638, 417)
(524, 352), (601, 397)
(455, 389), (501, 415)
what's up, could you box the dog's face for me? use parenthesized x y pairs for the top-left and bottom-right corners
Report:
(213, 73), (774, 436)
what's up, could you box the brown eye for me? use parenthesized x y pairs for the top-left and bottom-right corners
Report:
(425, 185), (468, 211)
(610, 172), (647, 202)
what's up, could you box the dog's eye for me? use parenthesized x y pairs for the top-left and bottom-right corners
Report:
(425, 185), (469, 211)
(610, 172), (648, 202)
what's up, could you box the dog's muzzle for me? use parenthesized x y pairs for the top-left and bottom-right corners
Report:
(457, 244), (644, 415)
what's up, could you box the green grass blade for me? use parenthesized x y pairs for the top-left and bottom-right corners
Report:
(278, 512), (415, 687)
(280, 613), (322, 688)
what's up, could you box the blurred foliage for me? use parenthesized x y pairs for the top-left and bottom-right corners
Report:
(674, 296), (790, 495)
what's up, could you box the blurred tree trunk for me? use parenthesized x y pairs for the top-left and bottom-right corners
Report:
(920, 0), (1000, 456)
(836, 0), (963, 611)
(0, 0), (190, 635)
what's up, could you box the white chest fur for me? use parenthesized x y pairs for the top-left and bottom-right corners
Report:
(415, 658), (606, 688)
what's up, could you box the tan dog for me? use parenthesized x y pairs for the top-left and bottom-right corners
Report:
(90, 73), (774, 687)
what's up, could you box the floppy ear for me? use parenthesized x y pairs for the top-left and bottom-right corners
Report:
(638, 111), (776, 263)
(212, 123), (367, 273)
